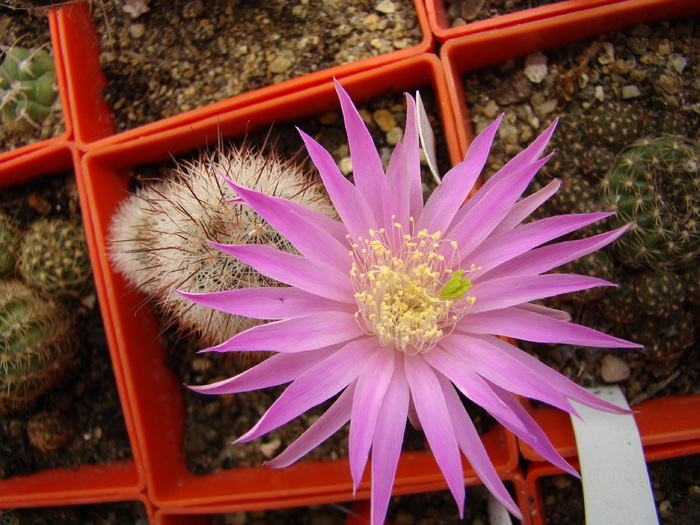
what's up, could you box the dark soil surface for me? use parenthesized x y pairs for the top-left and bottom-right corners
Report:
(0, 500), (149, 524)
(444, 0), (559, 26)
(94, 0), (423, 133)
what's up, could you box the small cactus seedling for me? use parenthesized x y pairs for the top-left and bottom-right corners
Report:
(0, 45), (59, 132)
(0, 212), (20, 277)
(0, 280), (76, 414)
(109, 145), (337, 349)
(26, 410), (73, 452)
(601, 136), (700, 269)
(18, 218), (92, 297)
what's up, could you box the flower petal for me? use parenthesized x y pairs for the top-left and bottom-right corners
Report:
(176, 286), (354, 320)
(457, 307), (640, 347)
(266, 383), (355, 468)
(436, 371), (523, 518)
(446, 155), (552, 259)
(385, 93), (422, 225)
(469, 274), (614, 314)
(404, 354), (465, 517)
(205, 311), (364, 354)
(236, 337), (376, 443)
(371, 360), (410, 525)
(189, 346), (338, 395)
(470, 212), (613, 274)
(299, 130), (376, 239)
(493, 178), (561, 234)
(441, 334), (631, 416)
(418, 115), (503, 233)
(335, 80), (387, 219)
(211, 242), (354, 303)
(349, 345), (395, 491)
(481, 224), (632, 280)
(224, 179), (350, 270)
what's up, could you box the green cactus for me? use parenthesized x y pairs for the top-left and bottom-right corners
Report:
(18, 218), (92, 297)
(0, 45), (58, 132)
(0, 213), (20, 277)
(585, 101), (642, 150)
(0, 280), (76, 414)
(600, 136), (700, 269)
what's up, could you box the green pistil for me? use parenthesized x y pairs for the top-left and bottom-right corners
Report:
(439, 269), (473, 300)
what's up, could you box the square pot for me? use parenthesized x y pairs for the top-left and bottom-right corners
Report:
(0, 144), (144, 508)
(426, 0), (629, 42)
(439, 0), (700, 464)
(79, 54), (518, 511)
(526, 441), (700, 525)
(56, 0), (433, 151)
(0, 7), (72, 164)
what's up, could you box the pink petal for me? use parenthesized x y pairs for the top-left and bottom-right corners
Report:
(299, 130), (377, 239)
(446, 155), (552, 259)
(224, 180), (350, 271)
(470, 212), (613, 274)
(442, 334), (632, 416)
(404, 354), (465, 517)
(426, 347), (578, 479)
(493, 178), (561, 234)
(501, 118), (557, 173)
(266, 383), (355, 468)
(457, 307), (641, 347)
(349, 346), (395, 491)
(189, 346), (338, 395)
(236, 337), (377, 443)
(384, 93), (422, 226)
(335, 80), (387, 218)
(371, 360), (410, 525)
(418, 115), (503, 233)
(205, 311), (364, 354)
(212, 242), (354, 303)
(482, 224), (632, 280)
(436, 372), (523, 518)
(177, 287), (355, 320)
(469, 273), (614, 314)
(516, 303), (572, 321)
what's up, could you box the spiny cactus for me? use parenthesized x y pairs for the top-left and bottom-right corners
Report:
(600, 136), (700, 269)
(18, 218), (92, 297)
(585, 100), (642, 150)
(0, 212), (20, 277)
(109, 145), (337, 349)
(0, 45), (58, 132)
(0, 280), (76, 414)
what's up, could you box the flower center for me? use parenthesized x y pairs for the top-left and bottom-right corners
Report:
(349, 220), (476, 355)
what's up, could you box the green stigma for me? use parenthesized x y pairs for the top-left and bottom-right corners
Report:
(439, 269), (473, 300)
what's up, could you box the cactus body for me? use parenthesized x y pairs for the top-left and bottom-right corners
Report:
(109, 145), (337, 348)
(0, 280), (76, 414)
(601, 136), (700, 269)
(0, 213), (20, 277)
(0, 46), (58, 132)
(18, 218), (92, 297)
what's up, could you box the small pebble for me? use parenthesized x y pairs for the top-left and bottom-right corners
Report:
(386, 126), (403, 146)
(375, 0), (396, 14)
(129, 23), (145, 39)
(670, 54), (688, 73)
(339, 156), (353, 176)
(373, 108), (397, 132)
(524, 51), (548, 83)
(268, 55), (293, 74)
(600, 354), (631, 383)
(621, 85), (641, 99)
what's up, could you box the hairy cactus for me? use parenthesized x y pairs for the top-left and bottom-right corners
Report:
(18, 218), (92, 297)
(26, 410), (73, 452)
(0, 280), (76, 414)
(0, 213), (20, 277)
(109, 145), (337, 349)
(0, 45), (58, 132)
(601, 136), (700, 269)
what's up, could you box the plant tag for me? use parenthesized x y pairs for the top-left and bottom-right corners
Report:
(416, 91), (441, 185)
(570, 385), (659, 525)
(488, 492), (513, 525)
